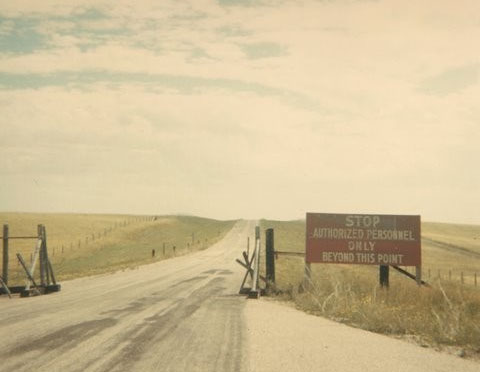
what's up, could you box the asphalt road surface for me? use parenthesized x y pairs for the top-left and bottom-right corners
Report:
(0, 220), (478, 372)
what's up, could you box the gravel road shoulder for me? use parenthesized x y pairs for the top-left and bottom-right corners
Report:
(245, 299), (479, 372)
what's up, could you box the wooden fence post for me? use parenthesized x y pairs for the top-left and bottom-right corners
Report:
(2, 224), (9, 285)
(265, 228), (275, 288)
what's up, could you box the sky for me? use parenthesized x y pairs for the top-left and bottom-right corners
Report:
(0, 0), (479, 223)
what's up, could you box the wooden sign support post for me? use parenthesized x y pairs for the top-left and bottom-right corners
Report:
(415, 266), (422, 286)
(380, 265), (389, 288)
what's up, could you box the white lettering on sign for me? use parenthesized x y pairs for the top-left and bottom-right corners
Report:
(377, 253), (404, 265)
(355, 253), (375, 264)
(320, 252), (405, 264)
(311, 228), (415, 242)
(347, 241), (375, 251)
(312, 228), (365, 239)
(366, 229), (415, 241)
(306, 213), (421, 266)
(345, 215), (381, 228)
(322, 252), (355, 263)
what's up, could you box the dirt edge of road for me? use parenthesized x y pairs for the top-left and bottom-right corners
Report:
(247, 297), (480, 367)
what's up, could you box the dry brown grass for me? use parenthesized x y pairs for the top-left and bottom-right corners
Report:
(260, 219), (480, 356)
(422, 222), (480, 283)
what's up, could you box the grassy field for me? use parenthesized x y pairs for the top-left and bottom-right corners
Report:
(260, 219), (480, 357)
(1, 213), (236, 283)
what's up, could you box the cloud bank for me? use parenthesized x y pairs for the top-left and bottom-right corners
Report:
(0, 0), (479, 223)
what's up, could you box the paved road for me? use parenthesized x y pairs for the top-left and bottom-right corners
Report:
(0, 220), (253, 372)
(1, 220), (478, 372)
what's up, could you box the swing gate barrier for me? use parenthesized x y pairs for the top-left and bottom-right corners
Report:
(1, 224), (61, 298)
(236, 225), (277, 299)
(236, 225), (266, 298)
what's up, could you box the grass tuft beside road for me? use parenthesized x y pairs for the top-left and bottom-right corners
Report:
(1, 213), (236, 283)
(260, 219), (480, 356)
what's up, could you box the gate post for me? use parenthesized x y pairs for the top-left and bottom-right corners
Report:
(38, 224), (46, 287)
(265, 228), (275, 288)
(2, 224), (8, 285)
(42, 225), (52, 285)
